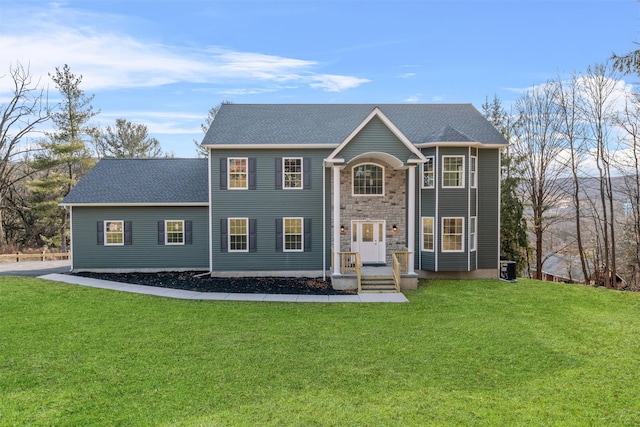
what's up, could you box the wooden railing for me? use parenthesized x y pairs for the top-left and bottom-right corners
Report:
(335, 251), (363, 293)
(0, 252), (70, 263)
(391, 247), (411, 292)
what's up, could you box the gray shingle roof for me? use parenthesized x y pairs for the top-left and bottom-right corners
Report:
(61, 158), (208, 205)
(201, 104), (508, 146)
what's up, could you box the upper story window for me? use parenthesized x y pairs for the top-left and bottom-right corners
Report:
(228, 158), (247, 189)
(165, 220), (184, 245)
(283, 158), (303, 189)
(470, 156), (477, 188)
(353, 163), (384, 196)
(105, 220), (124, 245)
(442, 156), (464, 188)
(422, 157), (434, 189)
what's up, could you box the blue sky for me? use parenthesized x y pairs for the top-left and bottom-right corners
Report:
(1, 0), (638, 157)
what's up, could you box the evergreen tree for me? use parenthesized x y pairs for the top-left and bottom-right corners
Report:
(482, 96), (529, 271)
(29, 65), (98, 251)
(94, 118), (163, 158)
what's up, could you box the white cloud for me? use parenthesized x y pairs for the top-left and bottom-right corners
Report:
(0, 3), (369, 94)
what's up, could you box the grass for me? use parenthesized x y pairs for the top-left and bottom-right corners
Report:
(1, 277), (639, 426)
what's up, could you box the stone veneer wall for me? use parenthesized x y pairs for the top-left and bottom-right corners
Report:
(335, 159), (407, 265)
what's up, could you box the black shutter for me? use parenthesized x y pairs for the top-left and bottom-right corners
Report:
(303, 158), (312, 189)
(220, 219), (228, 252)
(304, 218), (312, 252)
(249, 219), (257, 252)
(97, 221), (104, 245)
(219, 157), (227, 190)
(275, 218), (283, 252)
(158, 221), (165, 245)
(124, 221), (132, 245)
(248, 158), (257, 190)
(185, 220), (192, 245)
(275, 157), (282, 189)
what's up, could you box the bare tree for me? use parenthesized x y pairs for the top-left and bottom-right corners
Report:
(0, 62), (49, 248)
(193, 100), (233, 157)
(512, 82), (567, 279)
(579, 63), (620, 288)
(555, 74), (590, 283)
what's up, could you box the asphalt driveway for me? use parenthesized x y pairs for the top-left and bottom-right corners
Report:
(0, 260), (71, 277)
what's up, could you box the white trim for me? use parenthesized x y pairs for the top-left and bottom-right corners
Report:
(164, 220), (185, 245)
(421, 217), (435, 252)
(228, 157), (248, 190)
(325, 107), (427, 163)
(322, 160), (326, 281)
(416, 142), (507, 149)
(60, 203), (209, 207)
(352, 162), (385, 197)
(441, 155), (465, 189)
(283, 217), (304, 252)
(282, 157), (303, 190)
(421, 156), (435, 189)
(104, 220), (124, 246)
(208, 147), (213, 272)
(206, 143), (337, 150)
(441, 217), (465, 253)
(69, 206), (73, 271)
(434, 146), (439, 271)
(228, 217), (249, 253)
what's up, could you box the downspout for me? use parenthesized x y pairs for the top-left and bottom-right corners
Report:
(435, 146), (439, 271)
(208, 146), (213, 274)
(322, 160), (326, 281)
(68, 206), (73, 272)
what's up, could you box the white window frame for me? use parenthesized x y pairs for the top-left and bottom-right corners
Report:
(422, 157), (435, 189)
(421, 217), (434, 252)
(228, 217), (249, 252)
(228, 158), (248, 190)
(352, 163), (385, 196)
(283, 217), (304, 252)
(469, 216), (477, 252)
(441, 217), (465, 253)
(104, 220), (124, 246)
(165, 220), (185, 245)
(283, 157), (303, 189)
(470, 156), (477, 188)
(442, 155), (465, 189)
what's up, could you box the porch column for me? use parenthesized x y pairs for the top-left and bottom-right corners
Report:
(407, 165), (416, 274)
(332, 165), (341, 275)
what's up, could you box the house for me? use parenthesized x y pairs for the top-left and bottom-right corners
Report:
(62, 104), (508, 290)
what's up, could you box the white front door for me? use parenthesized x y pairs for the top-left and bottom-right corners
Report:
(351, 220), (386, 264)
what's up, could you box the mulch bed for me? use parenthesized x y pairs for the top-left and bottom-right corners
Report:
(71, 271), (356, 295)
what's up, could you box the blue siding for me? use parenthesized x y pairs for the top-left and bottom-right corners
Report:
(71, 206), (209, 270)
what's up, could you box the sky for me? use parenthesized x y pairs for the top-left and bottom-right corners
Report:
(1, 0), (639, 157)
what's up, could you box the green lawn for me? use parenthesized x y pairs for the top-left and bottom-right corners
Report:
(1, 277), (639, 426)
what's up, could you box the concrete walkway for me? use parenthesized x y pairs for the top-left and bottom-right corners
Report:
(37, 273), (409, 303)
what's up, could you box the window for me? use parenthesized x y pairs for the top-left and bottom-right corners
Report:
(283, 158), (302, 189)
(442, 156), (464, 188)
(442, 217), (464, 252)
(229, 218), (248, 252)
(470, 156), (477, 188)
(165, 220), (184, 245)
(422, 217), (434, 251)
(105, 220), (124, 245)
(422, 157), (434, 188)
(469, 217), (477, 251)
(228, 158), (247, 189)
(353, 163), (384, 195)
(283, 217), (303, 252)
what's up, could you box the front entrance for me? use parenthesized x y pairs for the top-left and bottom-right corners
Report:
(351, 220), (386, 264)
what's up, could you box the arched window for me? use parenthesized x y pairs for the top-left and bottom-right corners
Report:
(352, 163), (384, 195)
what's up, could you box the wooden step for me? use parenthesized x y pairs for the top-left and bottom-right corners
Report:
(360, 275), (397, 293)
